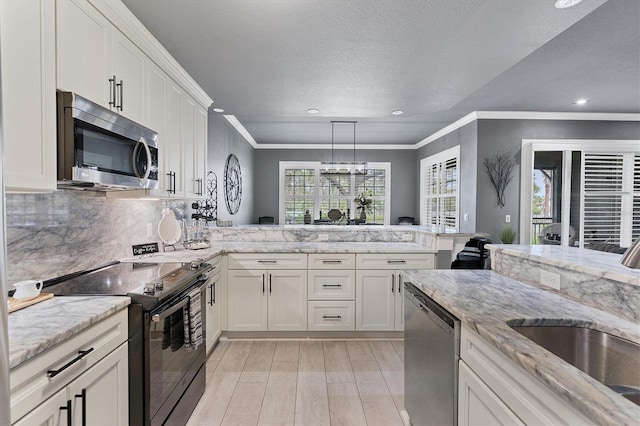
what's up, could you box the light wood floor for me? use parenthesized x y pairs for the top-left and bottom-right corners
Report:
(187, 339), (406, 426)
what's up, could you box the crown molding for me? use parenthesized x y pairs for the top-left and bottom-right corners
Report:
(415, 112), (479, 149)
(223, 115), (258, 148)
(252, 143), (417, 150)
(475, 111), (640, 121)
(91, 0), (213, 108)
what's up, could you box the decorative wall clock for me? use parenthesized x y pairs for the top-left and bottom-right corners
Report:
(224, 154), (242, 214)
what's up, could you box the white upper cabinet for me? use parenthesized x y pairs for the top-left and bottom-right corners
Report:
(1, 0), (57, 192)
(56, 0), (112, 108)
(111, 29), (146, 124)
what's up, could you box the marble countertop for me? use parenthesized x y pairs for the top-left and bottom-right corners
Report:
(8, 296), (130, 370)
(121, 241), (435, 263)
(215, 224), (478, 235)
(403, 269), (640, 425)
(489, 244), (640, 286)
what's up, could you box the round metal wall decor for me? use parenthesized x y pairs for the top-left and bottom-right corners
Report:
(224, 154), (242, 214)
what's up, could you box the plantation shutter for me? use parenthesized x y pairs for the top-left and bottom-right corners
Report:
(581, 153), (637, 248)
(422, 146), (459, 229)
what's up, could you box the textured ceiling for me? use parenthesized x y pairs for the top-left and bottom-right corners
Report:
(121, 0), (639, 145)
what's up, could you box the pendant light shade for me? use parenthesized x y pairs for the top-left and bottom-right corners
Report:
(320, 121), (367, 175)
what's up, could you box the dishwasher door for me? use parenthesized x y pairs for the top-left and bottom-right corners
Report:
(404, 282), (460, 426)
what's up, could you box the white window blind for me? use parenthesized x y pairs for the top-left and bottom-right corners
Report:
(420, 146), (460, 229)
(581, 153), (638, 247)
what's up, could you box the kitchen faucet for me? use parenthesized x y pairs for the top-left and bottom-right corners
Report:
(621, 238), (640, 269)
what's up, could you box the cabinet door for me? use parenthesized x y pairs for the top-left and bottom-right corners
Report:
(206, 273), (221, 353)
(1, 0), (57, 192)
(267, 270), (308, 331)
(458, 361), (524, 426)
(13, 387), (69, 426)
(355, 270), (395, 331)
(164, 80), (184, 196)
(182, 94), (198, 198)
(57, 0), (111, 107)
(146, 62), (169, 194)
(111, 29), (146, 124)
(195, 104), (208, 197)
(227, 270), (267, 331)
(69, 343), (128, 426)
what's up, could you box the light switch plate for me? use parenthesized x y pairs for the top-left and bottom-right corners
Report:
(463, 213), (469, 222)
(505, 215), (511, 223)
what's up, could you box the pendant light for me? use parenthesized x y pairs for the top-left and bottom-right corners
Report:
(320, 121), (367, 175)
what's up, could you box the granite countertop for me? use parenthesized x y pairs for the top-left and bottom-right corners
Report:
(120, 241), (435, 263)
(489, 244), (640, 286)
(403, 269), (640, 425)
(8, 296), (130, 369)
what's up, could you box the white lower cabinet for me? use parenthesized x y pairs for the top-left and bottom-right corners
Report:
(227, 269), (307, 331)
(11, 310), (129, 425)
(355, 253), (435, 331)
(205, 270), (222, 353)
(307, 301), (355, 331)
(458, 361), (524, 426)
(458, 326), (594, 426)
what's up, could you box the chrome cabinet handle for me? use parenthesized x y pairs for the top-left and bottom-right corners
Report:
(322, 260), (342, 264)
(262, 274), (265, 294)
(269, 274), (272, 294)
(117, 79), (123, 111)
(74, 388), (87, 426)
(387, 260), (407, 264)
(257, 260), (277, 264)
(47, 348), (94, 378)
(392, 274), (395, 293)
(322, 284), (342, 288)
(322, 315), (342, 320)
(195, 178), (203, 196)
(166, 171), (176, 194)
(397, 273), (402, 293)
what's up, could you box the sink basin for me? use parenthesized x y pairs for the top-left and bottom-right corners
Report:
(509, 324), (640, 406)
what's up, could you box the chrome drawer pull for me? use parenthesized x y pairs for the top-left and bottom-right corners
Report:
(322, 284), (343, 288)
(47, 348), (94, 378)
(387, 260), (407, 264)
(322, 315), (342, 320)
(257, 260), (277, 264)
(322, 260), (343, 264)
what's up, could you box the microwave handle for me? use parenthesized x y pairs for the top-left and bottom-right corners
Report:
(133, 138), (152, 183)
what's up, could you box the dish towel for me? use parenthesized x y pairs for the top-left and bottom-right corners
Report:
(183, 286), (203, 351)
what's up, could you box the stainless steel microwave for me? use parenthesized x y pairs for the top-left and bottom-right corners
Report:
(56, 91), (159, 190)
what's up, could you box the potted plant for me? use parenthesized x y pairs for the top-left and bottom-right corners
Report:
(354, 193), (372, 221)
(499, 225), (517, 244)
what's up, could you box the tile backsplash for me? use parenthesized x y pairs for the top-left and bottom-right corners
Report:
(5, 191), (185, 286)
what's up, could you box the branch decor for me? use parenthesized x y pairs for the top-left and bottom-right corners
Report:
(483, 151), (515, 208)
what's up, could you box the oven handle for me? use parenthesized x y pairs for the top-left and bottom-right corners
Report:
(151, 297), (190, 323)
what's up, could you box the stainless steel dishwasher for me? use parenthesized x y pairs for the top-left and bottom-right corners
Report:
(404, 282), (460, 426)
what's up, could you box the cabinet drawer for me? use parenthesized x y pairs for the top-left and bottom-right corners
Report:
(10, 308), (128, 423)
(308, 253), (355, 269)
(307, 301), (355, 331)
(308, 270), (355, 300)
(227, 253), (307, 270)
(356, 253), (434, 270)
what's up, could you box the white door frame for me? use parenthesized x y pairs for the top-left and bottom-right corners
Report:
(520, 139), (640, 246)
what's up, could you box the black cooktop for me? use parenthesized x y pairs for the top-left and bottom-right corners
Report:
(45, 261), (206, 308)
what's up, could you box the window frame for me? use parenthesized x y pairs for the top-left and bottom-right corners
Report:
(279, 161), (391, 225)
(419, 145), (461, 230)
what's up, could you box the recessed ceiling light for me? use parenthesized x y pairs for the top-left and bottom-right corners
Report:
(555, 0), (583, 9)
(307, 108), (320, 114)
(391, 110), (404, 115)
(574, 98), (590, 105)
(212, 107), (225, 113)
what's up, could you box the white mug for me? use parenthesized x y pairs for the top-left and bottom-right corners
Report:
(13, 280), (43, 301)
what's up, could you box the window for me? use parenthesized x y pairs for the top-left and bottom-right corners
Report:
(279, 162), (391, 224)
(420, 146), (460, 229)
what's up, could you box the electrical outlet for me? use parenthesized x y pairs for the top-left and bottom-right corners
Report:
(146, 223), (153, 238)
(318, 233), (329, 241)
(540, 270), (561, 290)
(505, 215), (511, 223)
(463, 213), (469, 222)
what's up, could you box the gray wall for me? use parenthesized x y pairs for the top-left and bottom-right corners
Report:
(415, 121), (478, 232)
(208, 115), (255, 225)
(475, 119), (640, 242)
(253, 149), (417, 224)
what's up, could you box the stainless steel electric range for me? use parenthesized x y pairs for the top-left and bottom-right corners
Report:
(45, 259), (213, 426)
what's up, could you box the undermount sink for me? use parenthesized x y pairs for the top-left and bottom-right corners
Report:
(508, 322), (640, 406)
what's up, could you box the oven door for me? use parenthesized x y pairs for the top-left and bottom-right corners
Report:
(147, 283), (206, 425)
